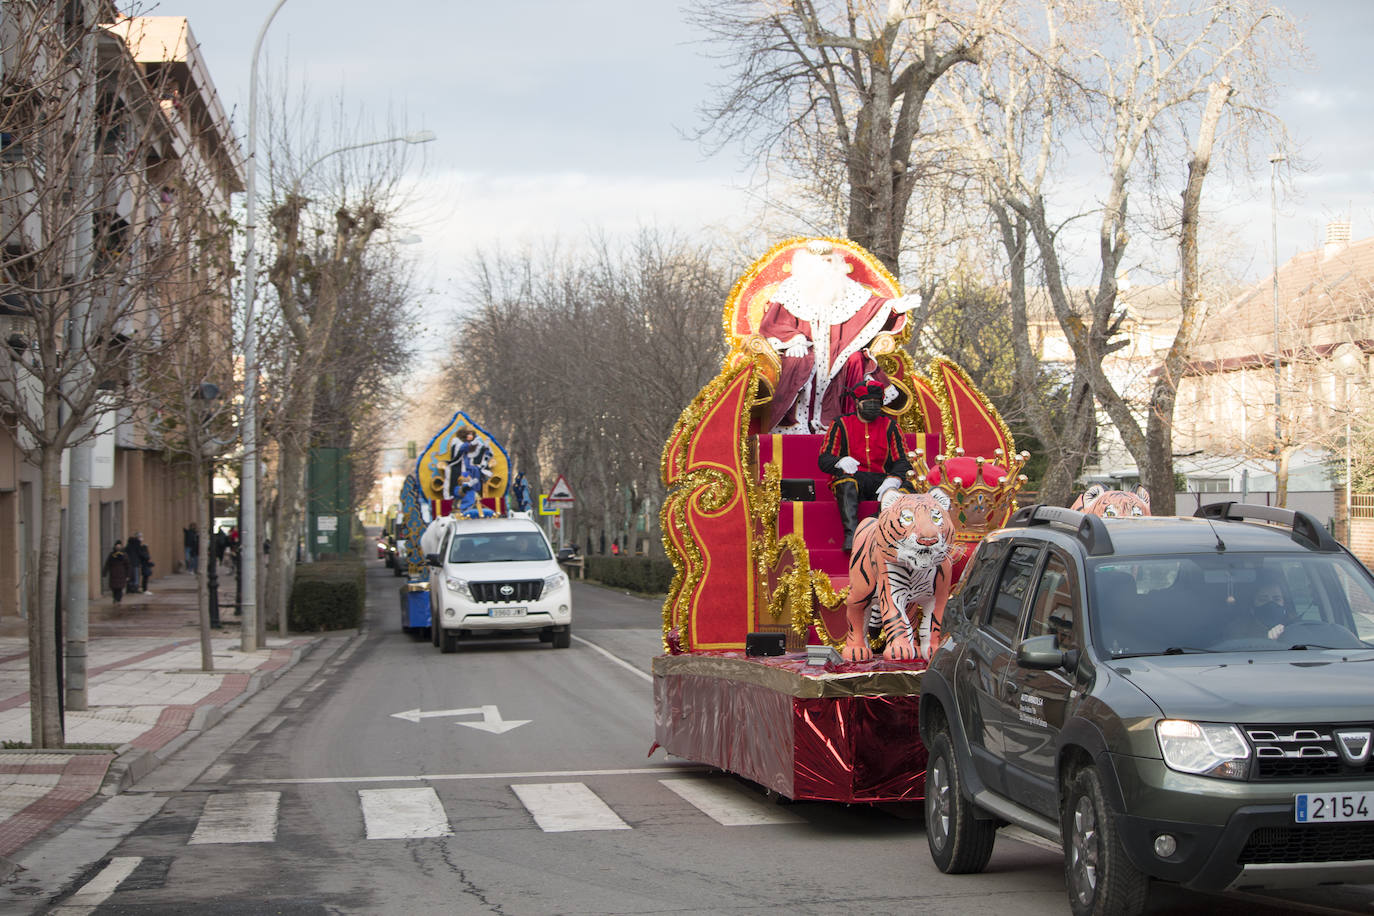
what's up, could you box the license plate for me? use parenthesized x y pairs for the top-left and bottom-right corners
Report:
(489, 607), (526, 618)
(1295, 792), (1374, 823)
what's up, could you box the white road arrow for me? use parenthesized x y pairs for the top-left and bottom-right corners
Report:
(390, 705), (530, 734)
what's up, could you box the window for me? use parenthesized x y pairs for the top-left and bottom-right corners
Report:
(448, 531), (551, 564)
(1026, 552), (1077, 651)
(986, 544), (1040, 642)
(952, 538), (1008, 625)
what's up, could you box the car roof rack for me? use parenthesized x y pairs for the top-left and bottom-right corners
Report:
(1193, 502), (1340, 551)
(1007, 504), (1113, 556)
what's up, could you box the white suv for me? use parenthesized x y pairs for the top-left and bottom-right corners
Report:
(425, 517), (573, 653)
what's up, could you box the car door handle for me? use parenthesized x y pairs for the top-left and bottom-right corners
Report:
(963, 657), (976, 670)
(1004, 680), (1020, 695)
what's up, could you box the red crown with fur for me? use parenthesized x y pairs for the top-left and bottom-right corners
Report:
(907, 447), (1030, 537)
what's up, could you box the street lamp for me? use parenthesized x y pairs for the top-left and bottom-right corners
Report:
(1269, 153), (1285, 503)
(240, 0), (291, 654)
(239, 0), (434, 652)
(1335, 343), (1364, 545)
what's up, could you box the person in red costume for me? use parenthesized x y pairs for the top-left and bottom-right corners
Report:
(760, 240), (918, 433)
(818, 383), (915, 550)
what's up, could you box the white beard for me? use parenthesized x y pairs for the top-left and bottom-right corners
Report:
(773, 251), (872, 325)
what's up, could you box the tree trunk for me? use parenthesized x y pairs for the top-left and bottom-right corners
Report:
(267, 438), (309, 636)
(194, 452), (214, 671)
(33, 448), (64, 748)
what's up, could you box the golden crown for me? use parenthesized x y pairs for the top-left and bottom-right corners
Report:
(906, 447), (1031, 536)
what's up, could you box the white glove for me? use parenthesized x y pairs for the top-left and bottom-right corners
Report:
(836, 456), (860, 475)
(783, 336), (810, 359)
(889, 294), (919, 314)
(1267, 623), (1285, 640)
(876, 476), (901, 498)
(883, 385), (899, 404)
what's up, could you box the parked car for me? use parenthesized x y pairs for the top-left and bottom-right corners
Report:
(556, 546), (581, 563)
(920, 502), (1374, 916)
(426, 516), (572, 653)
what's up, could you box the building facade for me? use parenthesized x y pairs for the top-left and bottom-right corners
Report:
(0, 6), (242, 618)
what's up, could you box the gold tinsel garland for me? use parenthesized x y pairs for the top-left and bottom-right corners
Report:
(659, 362), (758, 653)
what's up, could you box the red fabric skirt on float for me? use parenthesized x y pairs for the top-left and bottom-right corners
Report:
(652, 652), (928, 803)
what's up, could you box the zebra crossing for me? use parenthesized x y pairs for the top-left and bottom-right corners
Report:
(183, 775), (800, 845)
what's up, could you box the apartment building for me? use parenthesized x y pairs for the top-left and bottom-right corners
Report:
(0, 5), (243, 618)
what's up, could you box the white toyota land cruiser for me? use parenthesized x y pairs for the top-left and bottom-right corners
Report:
(424, 516), (573, 653)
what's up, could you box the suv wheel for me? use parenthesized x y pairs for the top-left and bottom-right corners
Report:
(924, 724), (996, 873)
(1063, 767), (1148, 916)
(441, 630), (460, 653)
(552, 627), (571, 649)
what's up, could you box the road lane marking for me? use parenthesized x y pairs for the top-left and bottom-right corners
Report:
(255, 715), (286, 735)
(511, 782), (631, 832)
(50, 856), (141, 914)
(571, 634), (651, 683)
(659, 778), (804, 826)
(188, 791), (280, 844)
(359, 788), (452, 839)
(232, 765), (705, 786)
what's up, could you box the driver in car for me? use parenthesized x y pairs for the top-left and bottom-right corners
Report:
(1227, 573), (1298, 641)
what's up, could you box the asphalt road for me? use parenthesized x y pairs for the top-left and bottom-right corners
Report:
(12, 557), (1374, 914)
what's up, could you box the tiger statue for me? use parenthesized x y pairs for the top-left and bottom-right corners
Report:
(840, 489), (956, 663)
(1070, 484), (1151, 518)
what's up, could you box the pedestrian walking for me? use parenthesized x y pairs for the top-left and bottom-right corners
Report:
(183, 522), (199, 572)
(137, 533), (155, 595)
(102, 540), (133, 603)
(214, 526), (229, 568)
(126, 531), (145, 593)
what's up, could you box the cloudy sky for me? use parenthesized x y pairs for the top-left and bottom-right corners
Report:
(156, 0), (1371, 303)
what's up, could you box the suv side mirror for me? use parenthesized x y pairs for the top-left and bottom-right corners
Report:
(425, 553), (442, 567)
(1017, 634), (1078, 672)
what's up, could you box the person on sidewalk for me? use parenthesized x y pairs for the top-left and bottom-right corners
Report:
(126, 531), (145, 593)
(136, 533), (155, 595)
(183, 522), (199, 572)
(102, 540), (133, 603)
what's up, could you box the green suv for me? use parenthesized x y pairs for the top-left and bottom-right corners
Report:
(919, 502), (1374, 916)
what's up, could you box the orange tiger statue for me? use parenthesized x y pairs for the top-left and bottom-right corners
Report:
(840, 489), (956, 663)
(1070, 484), (1151, 518)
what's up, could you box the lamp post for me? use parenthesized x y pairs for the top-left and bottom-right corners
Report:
(1269, 153), (1285, 504)
(1335, 343), (1364, 546)
(239, 0), (433, 653)
(240, 0), (290, 654)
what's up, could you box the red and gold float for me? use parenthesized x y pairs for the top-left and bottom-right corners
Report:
(653, 238), (1029, 802)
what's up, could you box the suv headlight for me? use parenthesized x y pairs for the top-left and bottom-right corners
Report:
(544, 571), (567, 591)
(1156, 720), (1250, 780)
(445, 576), (471, 599)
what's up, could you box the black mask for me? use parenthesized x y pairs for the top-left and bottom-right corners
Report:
(857, 398), (882, 421)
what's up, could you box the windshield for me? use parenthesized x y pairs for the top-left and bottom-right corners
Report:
(447, 531), (552, 564)
(1090, 552), (1374, 657)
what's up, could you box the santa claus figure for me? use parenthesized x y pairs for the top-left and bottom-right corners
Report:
(759, 240), (918, 433)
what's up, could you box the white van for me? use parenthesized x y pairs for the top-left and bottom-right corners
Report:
(425, 516), (572, 653)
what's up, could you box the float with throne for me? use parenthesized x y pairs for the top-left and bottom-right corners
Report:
(653, 237), (1029, 802)
(396, 412), (513, 635)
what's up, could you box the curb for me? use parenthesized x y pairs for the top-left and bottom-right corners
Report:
(97, 637), (322, 797)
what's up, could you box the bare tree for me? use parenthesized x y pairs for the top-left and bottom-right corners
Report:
(689, 0), (1003, 276)
(449, 232), (733, 554)
(0, 4), (237, 743)
(940, 0), (1297, 508)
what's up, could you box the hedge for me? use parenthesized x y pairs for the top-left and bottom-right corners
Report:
(584, 555), (675, 594)
(289, 559), (365, 631)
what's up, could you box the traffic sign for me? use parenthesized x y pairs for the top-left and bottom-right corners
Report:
(546, 474), (575, 506)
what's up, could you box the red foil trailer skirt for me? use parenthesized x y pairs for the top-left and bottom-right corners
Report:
(652, 653), (927, 803)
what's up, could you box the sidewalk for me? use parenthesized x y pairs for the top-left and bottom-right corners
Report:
(0, 567), (321, 863)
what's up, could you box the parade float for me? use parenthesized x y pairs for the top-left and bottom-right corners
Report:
(397, 411), (513, 634)
(652, 237), (1029, 802)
